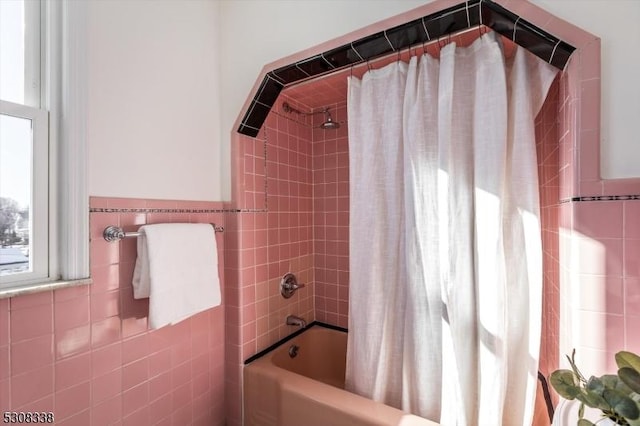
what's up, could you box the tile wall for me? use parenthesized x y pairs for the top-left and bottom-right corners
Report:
(566, 199), (640, 375)
(0, 197), (226, 426)
(536, 77), (561, 398)
(312, 101), (350, 329)
(224, 94), (353, 425)
(533, 37), (640, 419)
(554, 37), (640, 378)
(223, 97), (316, 426)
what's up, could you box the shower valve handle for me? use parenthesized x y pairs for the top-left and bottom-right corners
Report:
(280, 273), (305, 298)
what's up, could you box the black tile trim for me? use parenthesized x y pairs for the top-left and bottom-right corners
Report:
(314, 321), (348, 333)
(244, 321), (348, 365)
(237, 0), (576, 137)
(560, 195), (640, 204)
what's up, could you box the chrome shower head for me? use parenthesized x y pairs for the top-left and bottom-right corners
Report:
(320, 109), (340, 130)
(282, 102), (340, 129)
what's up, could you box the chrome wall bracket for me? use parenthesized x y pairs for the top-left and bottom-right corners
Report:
(103, 226), (127, 242)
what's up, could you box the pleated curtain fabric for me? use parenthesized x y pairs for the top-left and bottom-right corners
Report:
(345, 32), (557, 425)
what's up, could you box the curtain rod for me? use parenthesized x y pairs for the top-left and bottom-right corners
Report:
(238, 0), (576, 137)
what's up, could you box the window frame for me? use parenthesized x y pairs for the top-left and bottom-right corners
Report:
(0, 100), (50, 284)
(24, 0), (42, 108)
(0, 0), (90, 297)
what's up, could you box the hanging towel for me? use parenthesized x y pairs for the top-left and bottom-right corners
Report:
(132, 223), (221, 329)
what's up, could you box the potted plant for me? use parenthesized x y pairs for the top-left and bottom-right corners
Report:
(550, 350), (640, 426)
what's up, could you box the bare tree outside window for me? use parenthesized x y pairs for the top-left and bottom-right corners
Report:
(0, 197), (30, 275)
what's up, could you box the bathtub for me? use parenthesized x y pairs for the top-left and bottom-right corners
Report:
(243, 324), (439, 426)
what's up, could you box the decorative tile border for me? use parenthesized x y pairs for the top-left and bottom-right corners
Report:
(560, 195), (640, 203)
(91, 196), (639, 212)
(89, 207), (266, 214)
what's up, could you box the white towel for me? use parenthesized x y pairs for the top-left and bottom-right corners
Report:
(132, 223), (221, 329)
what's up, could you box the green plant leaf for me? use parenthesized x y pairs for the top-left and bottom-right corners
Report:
(620, 366), (640, 395)
(602, 373), (636, 396)
(587, 376), (605, 394)
(602, 375), (622, 389)
(603, 388), (640, 420)
(576, 389), (609, 411)
(550, 370), (581, 399)
(617, 351), (640, 373)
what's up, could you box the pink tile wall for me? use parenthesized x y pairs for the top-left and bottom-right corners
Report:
(225, 97), (315, 426)
(551, 29), (640, 378)
(247, 98), (315, 356)
(221, 209), (242, 426)
(563, 37), (640, 370)
(0, 197), (226, 426)
(625, 201), (640, 355)
(568, 199), (640, 375)
(536, 77), (561, 395)
(312, 101), (349, 328)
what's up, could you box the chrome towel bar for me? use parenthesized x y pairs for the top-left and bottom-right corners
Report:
(103, 224), (224, 242)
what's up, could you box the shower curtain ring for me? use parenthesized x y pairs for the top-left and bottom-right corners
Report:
(549, 39), (562, 65)
(438, 35), (448, 49)
(513, 17), (521, 42)
(477, 1), (484, 40)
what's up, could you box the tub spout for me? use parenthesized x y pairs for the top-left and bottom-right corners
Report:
(286, 315), (307, 328)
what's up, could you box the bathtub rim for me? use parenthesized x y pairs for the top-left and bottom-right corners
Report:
(243, 321), (347, 365)
(242, 323), (440, 425)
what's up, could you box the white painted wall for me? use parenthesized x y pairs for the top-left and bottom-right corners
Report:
(86, 0), (223, 201)
(83, 0), (639, 201)
(219, 0), (640, 199)
(530, 0), (640, 180)
(218, 0), (426, 200)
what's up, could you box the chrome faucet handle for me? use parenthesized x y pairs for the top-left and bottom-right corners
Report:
(280, 273), (305, 298)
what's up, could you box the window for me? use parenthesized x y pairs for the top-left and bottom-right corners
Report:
(0, 102), (48, 282)
(0, 0), (49, 285)
(0, 0), (89, 294)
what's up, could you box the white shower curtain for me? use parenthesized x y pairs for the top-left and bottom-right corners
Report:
(346, 33), (557, 425)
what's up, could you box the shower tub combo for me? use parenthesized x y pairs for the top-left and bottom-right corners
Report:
(244, 324), (438, 426)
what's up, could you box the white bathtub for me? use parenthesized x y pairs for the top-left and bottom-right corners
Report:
(243, 325), (439, 426)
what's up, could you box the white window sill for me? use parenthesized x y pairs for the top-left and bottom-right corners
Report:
(0, 277), (92, 299)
